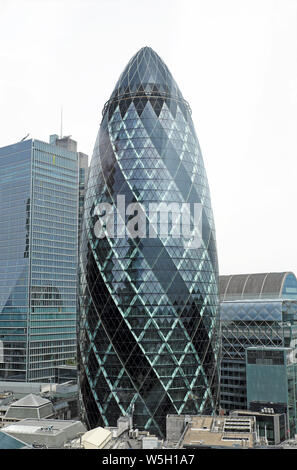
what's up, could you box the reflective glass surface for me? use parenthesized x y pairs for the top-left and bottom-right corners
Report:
(29, 140), (78, 381)
(0, 141), (31, 380)
(78, 47), (219, 436)
(0, 139), (78, 382)
(282, 273), (297, 299)
(220, 299), (297, 412)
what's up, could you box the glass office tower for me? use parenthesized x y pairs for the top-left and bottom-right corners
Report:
(0, 138), (78, 382)
(77, 152), (89, 249)
(49, 135), (89, 251)
(78, 47), (219, 436)
(246, 346), (297, 439)
(219, 272), (297, 412)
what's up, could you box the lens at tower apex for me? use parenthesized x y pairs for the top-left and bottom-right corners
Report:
(78, 46), (220, 437)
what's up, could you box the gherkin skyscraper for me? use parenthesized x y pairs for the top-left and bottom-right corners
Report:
(78, 47), (220, 437)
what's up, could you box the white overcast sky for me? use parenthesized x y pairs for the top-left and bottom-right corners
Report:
(0, 0), (296, 277)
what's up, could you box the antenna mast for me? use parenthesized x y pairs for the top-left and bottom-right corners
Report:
(60, 106), (63, 138)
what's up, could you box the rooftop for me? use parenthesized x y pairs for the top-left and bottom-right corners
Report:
(182, 416), (255, 449)
(103, 47), (191, 120)
(231, 409), (283, 418)
(82, 427), (112, 449)
(0, 430), (31, 449)
(9, 394), (51, 408)
(110, 47), (184, 102)
(3, 418), (86, 449)
(0, 381), (46, 397)
(3, 418), (85, 436)
(219, 272), (297, 301)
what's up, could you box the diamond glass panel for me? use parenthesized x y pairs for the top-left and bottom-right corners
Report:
(78, 47), (219, 436)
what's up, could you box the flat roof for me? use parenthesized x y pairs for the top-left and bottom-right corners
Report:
(0, 430), (30, 449)
(182, 416), (254, 449)
(232, 410), (283, 417)
(3, 418), (83, 435)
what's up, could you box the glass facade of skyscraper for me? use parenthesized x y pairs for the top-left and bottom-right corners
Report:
(219, 272), (297, 412)
(77, 152), (89, 250)
(0, 138), (78, 382)
(0, 140), (31, 380)
(246, 346), (297, 440)
(49, 135), (89, 253)
(78, 47), (220, 436)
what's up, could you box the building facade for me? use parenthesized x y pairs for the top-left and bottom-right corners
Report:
(0, 137), (78, 382)
(49, 135), (89, 249)
(78, 47), (220, 436)
(230, 409), (287, 446)
(166, 414), (257, 448)
(219, 272), (297, 412)
(77, 152), (89, 249)
(246, 346), (297, 439)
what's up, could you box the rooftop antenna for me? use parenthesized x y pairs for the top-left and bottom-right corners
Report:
(60, 106), (63, 138)
(20, 133), (30, 142)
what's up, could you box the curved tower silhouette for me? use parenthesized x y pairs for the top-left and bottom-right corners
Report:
(78, 47), (219, 436)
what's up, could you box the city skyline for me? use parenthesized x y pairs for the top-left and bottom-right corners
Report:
(0, 0), (297, 455)
(0, 0), (296, 278)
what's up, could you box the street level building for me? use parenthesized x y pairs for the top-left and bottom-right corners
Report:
(166, 414), (257, 448)
(2, 393), (54, 423)
(2, 418), (86, 448)
(0, 429), (31, 449)
(230, 409), (286, 446)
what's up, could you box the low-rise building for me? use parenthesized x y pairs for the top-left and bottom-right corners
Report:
(81, 427), (112, 449)
(2, 394), (55, 425)
(230, 409), (286, 446)
(0, 430), (31, 449)
(0, 381), (79, 421)
(2, 418), (86, 448)
(166, 414), (257, 449)
(65, 415), (163, 449)
(0, 381), (47, 399)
